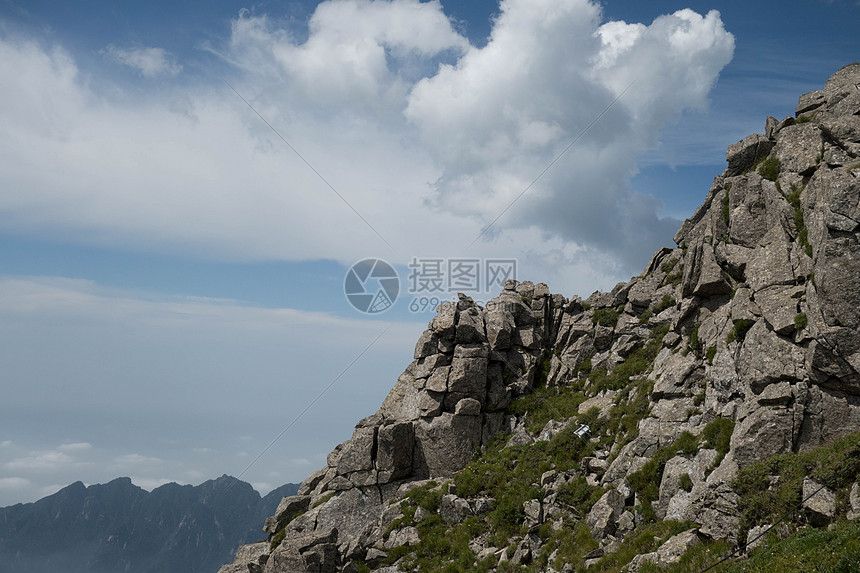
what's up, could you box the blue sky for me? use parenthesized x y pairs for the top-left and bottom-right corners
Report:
(0, 0), (858, 505)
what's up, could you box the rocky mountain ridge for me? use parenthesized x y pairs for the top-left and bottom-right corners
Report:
(220, 64), (860, 573)
(0, 476), (298, 573)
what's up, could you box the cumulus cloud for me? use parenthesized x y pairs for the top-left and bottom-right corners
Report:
(103, 45), (181, 77)
(0, 0), (733, 291)
(406, 2), (734, 266)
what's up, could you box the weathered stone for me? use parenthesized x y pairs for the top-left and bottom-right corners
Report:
(413, 413), (482, 477)
(688, 481), (740, 542)
(744, 228), (795, 291)
(756, 381), (794, 405)
(336, 427), (377, 475)
(447, 355), (488, 399)
(746, 524), (771, 551)
(731, 406), (794, 469)
(754, 285), (804, 335)
(235, 542), (270, 565)
(802, 477), (836, 526)
(523, 499), (543, 526)
(797, 90), (826, 116)
(376, 422), (414, 483)
(429, 302), (457, 339)
(384, 526), (420, 549)
(413, 330), (439, 359)
(313, 488), (381, 543)
(440, 494), (472, 523)
(578, 391), (617, 420)
(657, 529), (701, 563)
(220, 65), (860, 573)
(455, 397), (482, 416)
(264, 529), (338, 573)
(821, 115), (860, 148)
(848, 482), (860, 520)
(473, 497), (496, 515)
(455, 304), (486, 344)
(537, 418), (572, 442)
(417, 390), (444, 417)
(585, 489), (626, 539)
(796, 385), (860, 450)
(424, 366), (449, 392)
(737, 321), (804, 393)
(694, 245), (732, 297)
(766, 115), (779, 140)
(264, 495), (312, 534)
(379, 371), (424, 422)
(726, 133), (774, 176)
(298, 467), (328, 496)
(774, 124), (824, 176)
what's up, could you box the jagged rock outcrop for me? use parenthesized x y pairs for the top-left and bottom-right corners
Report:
(221, 64), (860, 573)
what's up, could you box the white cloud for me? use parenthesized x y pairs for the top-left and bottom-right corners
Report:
(0, 477), (31, 490)
(113, 453), (163, 466)
(4, 449), (84, 472)
(103, 45), (181, 77)
(57, 442), (93, 452)
(0, 1), (734, 294)
(405, 2), (734, 266)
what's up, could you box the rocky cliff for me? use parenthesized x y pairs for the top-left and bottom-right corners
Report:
(220, 64), (860, 573)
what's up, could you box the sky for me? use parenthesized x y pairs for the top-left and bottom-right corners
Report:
(0, 0), (858, 506)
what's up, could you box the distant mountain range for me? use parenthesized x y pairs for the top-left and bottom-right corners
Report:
(0, 475), (298, 573)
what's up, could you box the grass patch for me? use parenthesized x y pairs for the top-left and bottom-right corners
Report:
(592, 307), (620, 328)
(557, 476), (603, 516)
(606, 380), (654, 450)
(689, 325), (702, 358)
(726, 319), (755, 345)
(628, 418), (734, 520)
(722, 189), (731, 225)
(654, 295), (676, 314)
(587, 520), (697, 572)
(758, 156), (781, 181)
(706, 345), (717, 365)
(661, 257), (679, 274)
(718, 520), (860, 573)
(662, 267), (684, 287)
(589, 325), (669, 394)
(732, 431), (860, 540)
(508, 385), (586, 435)
(269, 527), (286, 551)
(574, 356), (593, 378)
(787, 184), (812, 257)
(794, 312), (808, 331)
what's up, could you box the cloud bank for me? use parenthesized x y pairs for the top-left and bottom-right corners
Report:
(0, 0), (733, 294)
(0, 275), (424, 505)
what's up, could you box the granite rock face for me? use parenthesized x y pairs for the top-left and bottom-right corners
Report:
(221, 64), (860, 573)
